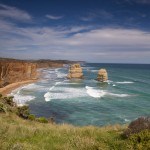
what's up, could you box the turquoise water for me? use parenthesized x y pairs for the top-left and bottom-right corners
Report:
(11, 63), (150, 126)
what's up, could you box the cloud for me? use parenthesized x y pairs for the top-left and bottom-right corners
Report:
(45, 14), (64, 20)
(80, 10), (113, 21)
(0, 18), (150, 63)
(0, 4), (149, 64)
(0, 3), (32, 22)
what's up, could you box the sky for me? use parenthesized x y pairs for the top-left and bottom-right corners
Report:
(0, 0), (150, 63)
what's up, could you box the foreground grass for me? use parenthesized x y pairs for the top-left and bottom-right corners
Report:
(0, 113), (129, 150)
(0, 95), (149, 150)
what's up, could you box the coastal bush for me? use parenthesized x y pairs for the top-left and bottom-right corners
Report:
(17, 105), (30, 119)
(3, 96), (15, 106)
(28, 114), (36, 121)
(127, 130), (150, 150)
(124, 117), (150, 137)
(36, 117), (48, 123)
(48, 117), (55, 124)
(0, 103), (6, 112)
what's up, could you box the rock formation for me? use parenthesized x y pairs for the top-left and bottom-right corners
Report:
(67, 64), (83, 79)
(97, 69), (108, 82)
(0, 61), (37, 88)
(0, 58), (82, 88)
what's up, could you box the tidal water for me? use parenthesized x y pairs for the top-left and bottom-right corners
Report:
(11, 63), (150, 126)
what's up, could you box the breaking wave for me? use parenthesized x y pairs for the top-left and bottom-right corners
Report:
(44, 86), (87, 101)
(116, 81), (134, 84)
(85, 86), (106, 98)
(85, 86), (130, 98)
(10, 87), (36, 106)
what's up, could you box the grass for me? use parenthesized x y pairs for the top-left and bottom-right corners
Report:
(0, 95), (150, 150)
(0, 113), (128, 150)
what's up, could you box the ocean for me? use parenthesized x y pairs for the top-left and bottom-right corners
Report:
(11, 63), (150, 126)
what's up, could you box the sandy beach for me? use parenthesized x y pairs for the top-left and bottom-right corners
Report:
(0, 80), (37, 96)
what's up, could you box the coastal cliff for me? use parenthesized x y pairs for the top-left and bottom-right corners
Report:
(0, 58), (81, 88)
(0, 61), (37, 88)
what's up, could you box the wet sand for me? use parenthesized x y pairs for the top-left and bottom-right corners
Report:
(0, 80), (37, 96)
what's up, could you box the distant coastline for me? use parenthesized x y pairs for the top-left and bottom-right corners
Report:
(0, 57), (83, 96)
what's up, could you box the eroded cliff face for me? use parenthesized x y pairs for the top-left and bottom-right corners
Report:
(0, 61), (37, 88)
(0, 58), (79, 88)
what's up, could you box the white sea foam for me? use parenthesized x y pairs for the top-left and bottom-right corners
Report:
(49, 86), (55, 91)
(10, 88), (36, 106)
(124, 119), (130, 122)
(90, 70), (98, 72)
(44, 86), (87, 101)
(62, 82), (80, 85)
(85, 86), (130, 98)
(56, 72), (67, 78)
(44, 92), (51, 101)
(112, 84), (116, 86)
(116, 81), (134, 84)
(55, 82), (62, 85)
(21, 83), (48, 92)
(107, 93), (130, 97)
(85, 86), (106, 98)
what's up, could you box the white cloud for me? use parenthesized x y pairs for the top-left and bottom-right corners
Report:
(0, 3), (32, 22)
(80, 10), (113, 21)
(45, 14), (63, 20)
(0, 17), (150, 63)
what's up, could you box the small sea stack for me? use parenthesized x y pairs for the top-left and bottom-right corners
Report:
(67, 64), (83, 79)
(97, 68), (108, 82)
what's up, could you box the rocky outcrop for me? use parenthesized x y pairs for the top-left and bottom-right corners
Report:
(97, 69), (108, 82)
(0, 61), (37, 88)
(67, 64), (83, 79)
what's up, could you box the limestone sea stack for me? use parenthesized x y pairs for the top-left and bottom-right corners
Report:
(67, 64), (83, 79)
(97, 69), (108, 82)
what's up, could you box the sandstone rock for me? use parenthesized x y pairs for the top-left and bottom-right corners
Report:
(97, 69), (108, 82)
(67, 64), (83, 79)
(0, 61), (37, 88)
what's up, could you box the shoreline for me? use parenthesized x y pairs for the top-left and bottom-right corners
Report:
(0, 79), (38, 96)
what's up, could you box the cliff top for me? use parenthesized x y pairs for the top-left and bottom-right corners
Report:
(0, 57), (85, 64)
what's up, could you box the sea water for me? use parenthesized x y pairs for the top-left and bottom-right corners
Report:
(10, 63), (150, 126)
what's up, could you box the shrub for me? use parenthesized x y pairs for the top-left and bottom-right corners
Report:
(127, 130), (150, 150)
(124, 117), (150, 138)
(0, 94), (2, 98)
(3, 96), (15, 106)
(17, 105), (30, 119)
(0, 103), (6, 112)
(28, 114), (36, 121)
(48, 117), (55, 124)
(36, 117), (48, 123)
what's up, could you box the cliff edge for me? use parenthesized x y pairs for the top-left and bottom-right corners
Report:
(0, 61), (37, 88)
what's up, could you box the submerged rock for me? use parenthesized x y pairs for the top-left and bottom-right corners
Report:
(97, 69), (108, 82)
(67, 64), (83, 79)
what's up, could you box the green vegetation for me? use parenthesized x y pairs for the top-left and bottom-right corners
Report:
(0, 95), (150, 150)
